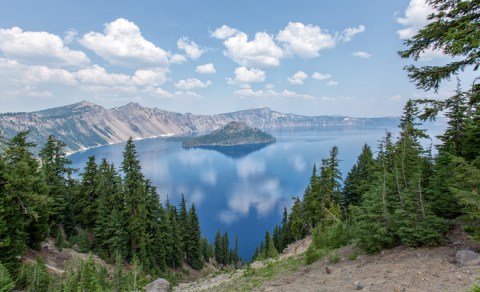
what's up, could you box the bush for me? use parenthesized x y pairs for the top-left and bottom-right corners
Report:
(328, 252), (340, 264)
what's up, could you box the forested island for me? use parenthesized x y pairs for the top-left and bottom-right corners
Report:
(182, 122), (276, 148)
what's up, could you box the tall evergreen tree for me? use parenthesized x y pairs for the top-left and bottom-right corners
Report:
(75, 155), (99, 230)
(121, 138), (149, 264)
(0, 131), (49, 269)
(178, 194), (189, 259)
(186, 204), (203, 270)
(39, 135), (73, 232)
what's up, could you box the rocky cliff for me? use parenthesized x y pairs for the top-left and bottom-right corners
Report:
(0, 101), (398, 152)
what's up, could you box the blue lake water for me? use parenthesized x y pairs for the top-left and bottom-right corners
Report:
(68, 125), (445, 261)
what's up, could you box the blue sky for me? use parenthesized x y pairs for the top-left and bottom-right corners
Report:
(0, 0), (463, 116)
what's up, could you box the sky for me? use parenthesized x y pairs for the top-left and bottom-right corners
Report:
(0, 0), (467, 117)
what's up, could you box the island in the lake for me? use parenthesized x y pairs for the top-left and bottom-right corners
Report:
(182, 121), (276, 148)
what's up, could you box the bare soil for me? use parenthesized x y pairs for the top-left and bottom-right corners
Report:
(178, 224), (480, 291)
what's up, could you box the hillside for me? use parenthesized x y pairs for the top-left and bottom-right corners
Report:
(177, 225), (480, 291)
(0, 101), (398, 152)
(182, 122), (276, 148)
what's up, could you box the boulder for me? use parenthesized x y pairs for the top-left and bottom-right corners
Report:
(145, 278), (169, 292)
(455, 249), (479, 266)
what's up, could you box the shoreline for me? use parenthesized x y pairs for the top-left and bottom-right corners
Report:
(65, 133), (179, 156)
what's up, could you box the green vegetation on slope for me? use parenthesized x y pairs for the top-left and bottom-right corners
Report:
(182, 121), (276, 148)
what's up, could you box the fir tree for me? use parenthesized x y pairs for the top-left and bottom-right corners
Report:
(39, 135), (73, 232)
(75, 155), (99, 230)
(187, 204), (203, 269)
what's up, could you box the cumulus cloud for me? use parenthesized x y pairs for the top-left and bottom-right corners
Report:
(340, 25), (366, 42)
(327, 80), (339, 86)
(210, 25), (239, 39)
(230, 66), (266, 83)
(132, 69), (167, 86)
(353, 51), (371, 58)
(0, 27), (89, 68)
(174, 78), (212, 90)
(277, 22), (337, 58)
(169, 54), (187, 64)
(237, 157), (266, 179)
(80, 18), (169, 67)
(396, 0), (433, 39)
(196, 63), (216, 74)
(75, 64), (131, 85)
(287, 70), (308, 85)
(312, 72), (331, 80)
(177, 37), (205, 60)
(396, 0), (445, 60)
(223, 31), (283, 67)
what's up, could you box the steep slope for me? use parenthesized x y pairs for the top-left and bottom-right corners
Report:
(0, 101), (398, 152)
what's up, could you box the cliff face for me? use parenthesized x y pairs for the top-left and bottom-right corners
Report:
(0, 101), (398, 152)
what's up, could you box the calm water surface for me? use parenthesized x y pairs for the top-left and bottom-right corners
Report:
(68, 125), (444, 260)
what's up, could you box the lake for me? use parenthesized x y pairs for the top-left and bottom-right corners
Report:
(68, 124), (445, 261)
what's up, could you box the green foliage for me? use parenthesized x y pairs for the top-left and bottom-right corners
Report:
(304, 244), (322, 265)
(54, 228), (64, 251)
(183, 122), (275, 148)
(328, 252), (340, 264)
(0, 262), (14, 292)
(17, 257), (52, 292)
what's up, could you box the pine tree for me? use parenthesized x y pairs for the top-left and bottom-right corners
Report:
(167, 205), (182, 268)
(187, 204), (203, 269)
(77, 254), (102, 292)
(121, 138), (149, 265)
(214, 229), (222, 264)
(264, 231), (278, 259)
(39, 135), (73, 232)
(75, 155), (99, 230)
(342, 144), (376, 208)
(0, 131), (50, 269)
(178, 193), (189, 259)
(288, 197), (305, 241)
(0, 262), (14, 292)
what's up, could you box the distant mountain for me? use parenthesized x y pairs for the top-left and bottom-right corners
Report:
(0, 101), (399, 152)
(182, 122), (276, 148)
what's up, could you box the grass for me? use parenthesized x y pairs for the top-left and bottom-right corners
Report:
(328, 252), (340, 264)
(216, 256), (303, 291)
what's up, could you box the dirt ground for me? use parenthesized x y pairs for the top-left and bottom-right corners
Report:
(178, 224), (480, 292)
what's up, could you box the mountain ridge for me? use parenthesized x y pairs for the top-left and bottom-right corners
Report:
(0, 101), (399, 152)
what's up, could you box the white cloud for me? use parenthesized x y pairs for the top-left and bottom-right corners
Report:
(75, 65), (131, 85)
(132, 69), (167, 86)
(340, 25), (366, 42)
(174, 78), (212, 90)
(396, 0), (445, 60)
(312, 72), (331, 80)
(237, 157), (266, 179)
(223, 31), (283, 67)
(288, 155), (306, 172)
(0, 27), (89, 68)
(277, 22), (336, 58)
(169, 54), (187, 64)
(396, 0), (433, 39)
(196, 63), (216, 74)
(327, 80), (339, 86)
(287, 70), (308, 85)
(231, 66), (266, 83)
(210, 25), (239, 39)
(353, 51), (371, 59)
(177, 37), (205, 60)
(80, 18), (169, 67)
(200, 170), (217, 185)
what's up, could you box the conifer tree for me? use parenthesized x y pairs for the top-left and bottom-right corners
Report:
(145, 181), (166, 272)
(178, 193), (189, 258)
(187, 204), (203, 269)
(121, 138), (149, 264)
(288, 197), (305, 241)
(342, 144), (376, 207)
(0, 131), (50, 269)
(214, 229), (222, 264)
(75, 155), (99, 230)
(39, 135), (73, 232)
(167, 205), (182, 268)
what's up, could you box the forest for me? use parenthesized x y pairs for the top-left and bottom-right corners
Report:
(0, 135), (240, 291)
(253, 0), (480, 267)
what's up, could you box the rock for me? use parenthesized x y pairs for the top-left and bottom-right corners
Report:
(354, 281), (364, 290)
(455, 250), (479, 266)
(145, 278), (169, 292)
